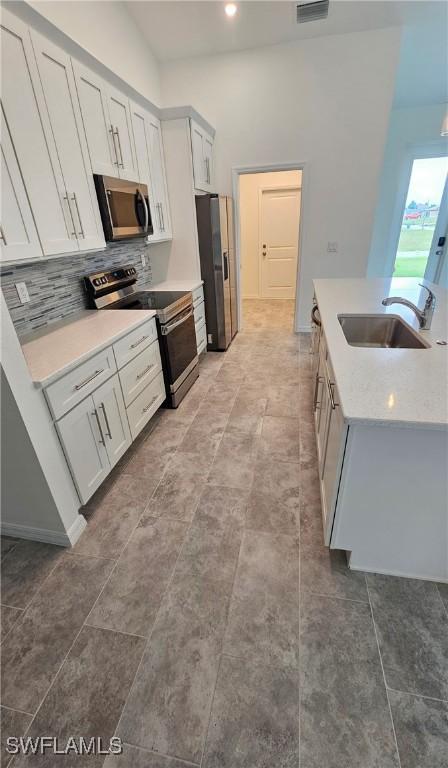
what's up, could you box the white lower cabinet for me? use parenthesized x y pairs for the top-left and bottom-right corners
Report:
(126, 371), (165, 440)
(92, 375), (131, 469)
(56, 391), (110, 505)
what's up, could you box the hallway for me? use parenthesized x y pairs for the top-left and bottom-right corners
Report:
(1, 310), (447, 768)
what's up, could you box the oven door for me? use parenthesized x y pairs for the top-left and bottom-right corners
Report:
(94, 175), (153, 240)
(160, 308), (198, 391)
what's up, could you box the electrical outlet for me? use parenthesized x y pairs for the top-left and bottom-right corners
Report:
(327, 241), (338, 253)
(141, 253), (146, 267)
(16, 282), (30, 304)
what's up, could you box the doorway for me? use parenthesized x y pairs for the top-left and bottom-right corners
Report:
(238, 169), (302, 330)
(393, 155), (448, 280)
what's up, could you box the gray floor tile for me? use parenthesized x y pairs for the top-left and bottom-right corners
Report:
(202, 381), (240, 414)
(259, 415), (300, 461)
(207, 433), (259, 490)
(389, 690), (448, 768)
(104, 744), (192, 767)
(0, 604), (23, 642)
(13, 626), (145, 768)
(87, 517), (188, 637)
(123, 445), (174, 482)
(300, 593), (399, 768)
(202, 654), (300, 768)
(177, 409), (228, 457)
(1, 706), (32, 768)
(174, 519), (242, 587)
(245, 458), (300, 534)
(0, 539), (62, 609)
(436, 581), (448, 613)
(225, 394), (266, 436)
(223, 530), (300, 667)
(193, 485), (249, 529)
(142, 417), (190, 457)
(118, 572), (230, 765)
(301, 543), (369, 602)
(1, 554), (113, 713)
(74, 501), (145, 559)
(265, 383), (300, 417)
(1, 536), (18, 558)
(146, 453), (211, 522)
(366, 574), (448, 700)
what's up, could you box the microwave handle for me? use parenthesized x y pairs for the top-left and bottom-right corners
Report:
(137, 188), (149, 233)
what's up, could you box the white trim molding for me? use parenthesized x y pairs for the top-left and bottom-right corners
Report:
(1, 514), (87, 548)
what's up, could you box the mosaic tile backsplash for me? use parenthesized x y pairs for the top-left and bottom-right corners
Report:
(1, 240), (153, 338)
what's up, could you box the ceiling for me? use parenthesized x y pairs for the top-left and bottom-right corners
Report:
(127, 0), (446, 64)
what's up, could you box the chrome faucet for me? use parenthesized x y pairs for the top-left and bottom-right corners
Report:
(381, 284), (436, 330)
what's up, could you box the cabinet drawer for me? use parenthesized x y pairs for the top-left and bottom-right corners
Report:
(119, 340), (162, 408)
(113, 318), (157, 369)
(192, 285), (204, 306)
(126, 371), (165, 440)
(45, 347), (116, 420)
(193, 300), (206, 328)
(195, 321), (207, 354)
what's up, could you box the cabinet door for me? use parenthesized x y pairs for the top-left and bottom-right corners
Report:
(56, 395), (110, 505)
(108, 89), (138, 181)
(130, 102), (159, 241)
(1, 11), (74, 256)
(147, 115), (172, 238)
(0, 110), (42, 263)
(190, 120), (206, 191)
(203, 133), (214, 189)
(316, 352), (330, 472)
(322, 376), (346, 536)
(30, 32), (105, 251)
(73, 61), (117, 176)
(93, 375), (131, 469)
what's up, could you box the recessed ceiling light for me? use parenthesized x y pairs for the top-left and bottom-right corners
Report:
(225, 3), (237, 18)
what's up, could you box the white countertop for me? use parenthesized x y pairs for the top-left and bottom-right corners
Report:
(21, 309), (156, 387)
(149, 279), (203, 292)
(313, 278), (448, 430)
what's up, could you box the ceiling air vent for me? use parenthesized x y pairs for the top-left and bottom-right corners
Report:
(296, 0), (329, 23)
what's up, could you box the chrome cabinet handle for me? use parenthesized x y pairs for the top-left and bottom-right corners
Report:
(71, 193), (84, 238)
(313, 374), (323, 410)
(159, 203), (165, 232)
(74, 369), (104, 391)
(109, 124), (120, 167)
(0, 225), (7, 245)
(327, 379), (338, 410)
(93, 409), (105, 445)
(100, 402), (112, 439)
(156, 203), (162, 231)
(63, 194), (77, 238)
(136, 363), (155, 380)
(130, 334), (148, 350)
(142, 395), (158, 414)
(114, 127), (124, 168)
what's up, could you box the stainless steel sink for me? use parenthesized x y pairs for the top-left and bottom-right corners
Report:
(338, 314), (430, 349)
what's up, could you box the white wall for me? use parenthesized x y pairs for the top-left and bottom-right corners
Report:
(368, 104), (448, 278)
(161, 27), (400, 329)
(28, 0), (161, 105)
(240, 170), (301, 298)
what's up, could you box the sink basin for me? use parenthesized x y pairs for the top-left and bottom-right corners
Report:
(338, 314), (429, 349)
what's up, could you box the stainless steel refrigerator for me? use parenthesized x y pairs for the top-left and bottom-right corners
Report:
(195, 194), (238, 350)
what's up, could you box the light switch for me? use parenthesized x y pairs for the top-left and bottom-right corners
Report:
(327, 241), (338, 253)
(16, 282), (30, 304)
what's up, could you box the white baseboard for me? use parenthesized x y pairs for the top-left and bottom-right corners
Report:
(1, 514), (86, 547)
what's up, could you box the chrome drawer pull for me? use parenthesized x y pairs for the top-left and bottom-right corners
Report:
(74, 369), (104, 391)
(130, 335), (148, 350)
(142, 395), (158, 414)
(136, 363), (155, 380)
(92, 409), (105, 445)
(100, 402), (112, 439)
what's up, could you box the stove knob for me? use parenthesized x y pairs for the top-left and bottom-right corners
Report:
(102, 277), (107, 284)
(93, 278), (101, 286)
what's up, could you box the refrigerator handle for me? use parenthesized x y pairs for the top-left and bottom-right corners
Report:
(223, 251), (229, 281)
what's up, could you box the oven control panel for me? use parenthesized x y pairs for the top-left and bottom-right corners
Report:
(84, 266), (137, 295)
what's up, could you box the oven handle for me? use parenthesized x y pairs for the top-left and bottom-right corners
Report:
(161, 308), (194, 335)
(137, 188), (149, 233)
(311, 304), (321, 327)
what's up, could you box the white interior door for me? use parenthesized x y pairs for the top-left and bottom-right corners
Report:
(260, 187), (300, 299)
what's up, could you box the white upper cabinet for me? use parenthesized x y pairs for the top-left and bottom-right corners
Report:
(147, 114), (172, 239)
(1, 110), (42, 263)
(30, 31), (105, 251)
(190, 119), (214, 192)
(1, 11), (75, 257)
(130, 102), (172, 241)
(73, 61), (138, 182)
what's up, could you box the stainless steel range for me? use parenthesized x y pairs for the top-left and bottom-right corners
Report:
(84, 266), (199, 407)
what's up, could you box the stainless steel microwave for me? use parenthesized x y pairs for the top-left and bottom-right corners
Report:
(93, 175), (153, 241)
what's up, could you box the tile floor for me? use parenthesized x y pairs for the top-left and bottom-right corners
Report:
(1, 298), (447, 767)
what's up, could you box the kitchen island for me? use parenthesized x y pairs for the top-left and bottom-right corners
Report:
(311, 277), (448, 582)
